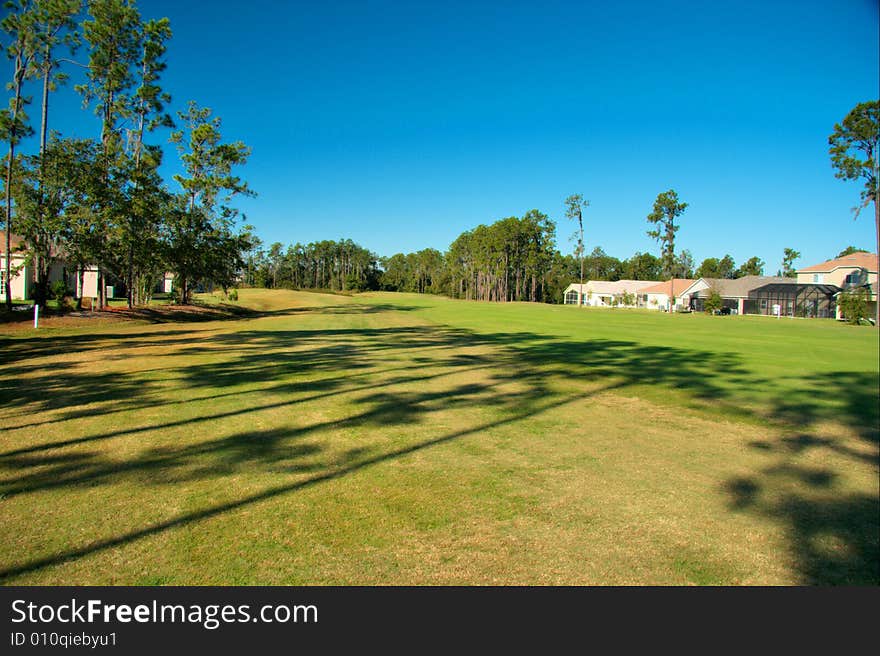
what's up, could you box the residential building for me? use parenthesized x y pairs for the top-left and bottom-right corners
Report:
(0, 234), (30, 300)
(563, 280), (660, 307)
(640, 279), (695, 311)
(681, 276), (796, 314)
(796, 252), (877, 320)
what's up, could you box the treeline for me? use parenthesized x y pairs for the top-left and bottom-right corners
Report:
(2, 1), (253, 309)
(242, 238), (380, 292)
(244, 210), (774, 304)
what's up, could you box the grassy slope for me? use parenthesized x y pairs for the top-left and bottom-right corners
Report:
(0, 289), (876, 585)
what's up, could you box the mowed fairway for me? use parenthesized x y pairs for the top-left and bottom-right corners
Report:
(0, 289), (877, 585)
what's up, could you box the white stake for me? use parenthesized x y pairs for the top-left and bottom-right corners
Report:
(33, 304), (39, 329)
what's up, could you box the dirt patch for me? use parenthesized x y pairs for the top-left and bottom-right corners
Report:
(0, 302), (255, 333)
(102, 303), (256, 323)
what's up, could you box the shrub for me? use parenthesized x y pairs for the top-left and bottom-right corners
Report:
(704, 290), (723, 314)
(837, 288), (869, 325)
(50, 280), (69, 303)
(227, 288), (239, 302)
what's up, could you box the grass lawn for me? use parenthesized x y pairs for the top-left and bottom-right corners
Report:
(0, 289), (876, 585)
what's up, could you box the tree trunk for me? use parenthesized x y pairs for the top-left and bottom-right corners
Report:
(34, 257), (49, 309)
(127, 246), (134, 308)
(76, 266), (85, 310)
(98, 269), (105, 309)
(4, 81), (23, 311)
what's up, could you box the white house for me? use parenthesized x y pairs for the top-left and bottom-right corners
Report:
(563, 280), (660, 307)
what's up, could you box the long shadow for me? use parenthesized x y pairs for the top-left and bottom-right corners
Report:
(1, 301), (877, 584)
(0, 381), (616, 582)
(0, 362), (495, 464)
(0, 357), (447, 433)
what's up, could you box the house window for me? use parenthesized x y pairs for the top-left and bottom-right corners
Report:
(844, 272), (859, 284)
(564, 291), (579, 305)
(760, 299), (767, 309)
(813, 273), (823, 283)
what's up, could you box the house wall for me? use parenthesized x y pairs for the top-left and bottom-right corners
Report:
(76, 267), (100, 299)
(646, 292), (689, 311)
(645, 292), (669, 310)
(562, 284), (585, 305)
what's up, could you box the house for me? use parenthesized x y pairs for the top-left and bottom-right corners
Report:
(796, 252), (877, 320)
(2, 233), (99, 302)
(681, 276), (796, 314)
(563, 280), (660, 307)
(640, 279), (695, 311)
(1, 234), (73, 301)
(796, 252), (878, 287)
(156, 272), (175, 295)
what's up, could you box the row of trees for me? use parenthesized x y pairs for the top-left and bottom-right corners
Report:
(2, 0), (254, 309)
(242, 238), (380, 292)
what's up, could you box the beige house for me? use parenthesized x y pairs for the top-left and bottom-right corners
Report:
(0, 235), (30, 300)
(796, 252), (878, 287)
(797, 252), (878, 320)
(2, 233), (93, 302)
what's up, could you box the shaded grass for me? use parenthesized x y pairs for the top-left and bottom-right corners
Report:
(0, 289), (876, 585)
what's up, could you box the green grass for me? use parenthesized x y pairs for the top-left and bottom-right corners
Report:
(0, 289), (876, 585)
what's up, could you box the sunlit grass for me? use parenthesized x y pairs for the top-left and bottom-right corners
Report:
(0, 289), (876, 584)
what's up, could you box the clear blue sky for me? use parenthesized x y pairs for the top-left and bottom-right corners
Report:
(22, 0), (880, 273)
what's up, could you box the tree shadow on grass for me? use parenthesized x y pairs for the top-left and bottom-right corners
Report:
(724, 369), (879, 585)
(0, 309), (877, 584)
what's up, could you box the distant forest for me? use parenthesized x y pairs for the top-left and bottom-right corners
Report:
(242, 211), (771, 304)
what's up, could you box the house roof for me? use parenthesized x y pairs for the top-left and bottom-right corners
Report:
(750, 283), (841, 297)
(641, 279), (695, 296)
(694, 276), (796, 298)
(797, 252), (878, 274)
(588, 279), (660, 295)
(564, 280), (661, 295)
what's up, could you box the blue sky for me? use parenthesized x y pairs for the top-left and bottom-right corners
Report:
(16, 0), (880, 273)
